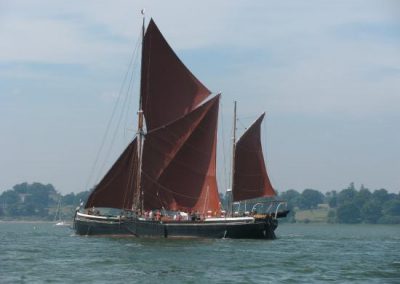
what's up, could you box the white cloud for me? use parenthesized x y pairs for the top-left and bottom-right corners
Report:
(0, 1), (136, 65)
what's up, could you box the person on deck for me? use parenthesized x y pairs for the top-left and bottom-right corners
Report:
(190, 211), (196, 221)
(155, 210), (161, 221)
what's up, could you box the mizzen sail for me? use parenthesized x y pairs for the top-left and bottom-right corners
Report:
(232, 113), (276, 202)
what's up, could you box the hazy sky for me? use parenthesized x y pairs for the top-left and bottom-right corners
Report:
(1, 0), (399, 194)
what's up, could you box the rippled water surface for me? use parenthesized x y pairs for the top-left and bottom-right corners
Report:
(0, 222), (399, 283)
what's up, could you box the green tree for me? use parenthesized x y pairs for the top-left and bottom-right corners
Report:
(354, 187), (372, 209)
(62, 193), (76, 206)
(373, 189), (390, 204)
(361, 201), (382, 223)
(337, 184), (357, 206)
(25, 183), (56, 207)
(298, 189), (324, 210)
(383, 199), (400, 216)
(337, 202), (361, 224)
(12, 182), (29, 194)
(0, 190), (19, 204)
(280, 189), (300, 208)
(378, 199), (400, 223)
(0, 182), (58, 218)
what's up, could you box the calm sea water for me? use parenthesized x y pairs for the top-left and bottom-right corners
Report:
(0, 222), (399, 283)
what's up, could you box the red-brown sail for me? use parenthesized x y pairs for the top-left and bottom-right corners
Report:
(141, 95), (221, 214)
(233, 113), (276, 202)
(85, 139), (138, 209)
(140, 19), (211, 131)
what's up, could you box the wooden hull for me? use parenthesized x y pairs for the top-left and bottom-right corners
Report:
(73, 213), (277, 239)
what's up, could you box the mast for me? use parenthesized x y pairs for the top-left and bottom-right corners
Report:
(134, 9), (146, 213)
(229, 101), (237, 216)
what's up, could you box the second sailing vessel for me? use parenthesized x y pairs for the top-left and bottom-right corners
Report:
(73, 16), (287, 239)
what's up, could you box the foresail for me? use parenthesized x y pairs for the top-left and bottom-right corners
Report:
(233, 113), (276, 202)
(141, 95), (221, 214)
(85, 138), (138, 210)
(140, 19), (211, 131)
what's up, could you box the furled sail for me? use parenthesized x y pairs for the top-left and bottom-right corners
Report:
(140, 19), (211, 131)
(141, 95), (221, 214)
(232, 113), (276, 202)
(85, 139), (138, 209)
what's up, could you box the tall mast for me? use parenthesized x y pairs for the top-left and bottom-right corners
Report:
(229, 100), (237, 216)
(134, 10), (146, 213)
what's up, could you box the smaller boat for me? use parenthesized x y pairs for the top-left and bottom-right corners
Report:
(54, 199), (70, 227)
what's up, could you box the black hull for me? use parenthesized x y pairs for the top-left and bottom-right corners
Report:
(74, 217), (277, 239)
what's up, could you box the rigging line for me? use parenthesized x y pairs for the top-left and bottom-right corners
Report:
(141, 190), (167, 211)
(154, 190), (166, 211)
(123, 39), (141, 138)
(97, 63), (138, 180)
(220, 102), (228, 191)
(122, 143), (139, 210)
(96, 37), (141, 183)
(84, 32), (141, 192)
(236, 118), (248, 132)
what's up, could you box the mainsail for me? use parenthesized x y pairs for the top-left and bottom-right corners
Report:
(142, 95), (221, 213)
(85, 19), (220, 214)
(232, 113), (276, 202)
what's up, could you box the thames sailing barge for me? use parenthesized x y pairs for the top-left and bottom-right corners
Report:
(73, 18), (287, 239)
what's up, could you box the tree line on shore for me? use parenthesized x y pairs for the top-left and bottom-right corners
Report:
(0, 183), (89, 221)
(277, 183), (400, 224)
(0, 182), (399, 224)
